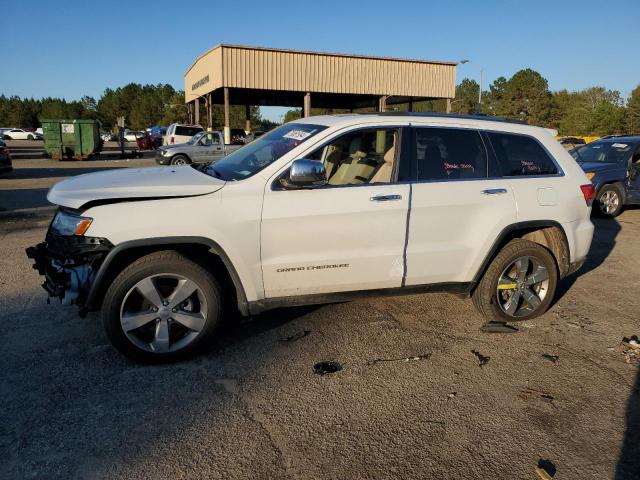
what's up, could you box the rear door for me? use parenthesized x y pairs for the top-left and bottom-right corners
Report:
(261, 125), (411, 298)
(626, 145), (640, 202)
(404, 126), (517, 285)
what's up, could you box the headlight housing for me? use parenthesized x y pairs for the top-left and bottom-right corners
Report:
(50, 211), (93, 236)
(161, 149), (171, 156)
(585, 172), (596, 181)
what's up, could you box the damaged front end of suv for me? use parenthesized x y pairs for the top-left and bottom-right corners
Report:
(26, 209), (113, 312)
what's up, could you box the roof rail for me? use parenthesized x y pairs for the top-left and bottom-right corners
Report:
(357, 112), (528, 125)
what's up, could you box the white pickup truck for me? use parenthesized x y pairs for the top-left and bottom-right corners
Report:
(155, 131), (243, 166)
(27, 113), (595, 362)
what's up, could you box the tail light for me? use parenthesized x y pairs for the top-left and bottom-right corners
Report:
(580, 184), (596, 206)
(170, 136), (175, 144)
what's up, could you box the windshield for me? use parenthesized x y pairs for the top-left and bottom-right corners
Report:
(204, 123), (327, 181)
(571, 141), (635, 164)
(186, 131), (206, 145)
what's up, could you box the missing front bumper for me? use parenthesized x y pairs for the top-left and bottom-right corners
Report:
(26, 234), (113, 308)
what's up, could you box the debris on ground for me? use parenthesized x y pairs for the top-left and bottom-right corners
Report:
(471, 349), (490, 367)
(313, 361), (343, 375)
(541, 353), (560, 364)
(619, 335), (640, 366)
(519, 387), (555, 403)
(280, 329), (311, 343)
(367, 353), (431, 365)
(447, 392), (457, 400)
(480, 321), (518, 333)
(535, 459), (556, 479)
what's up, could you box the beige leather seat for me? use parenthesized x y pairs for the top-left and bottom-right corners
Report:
(322, 144), (343, 179)
(369, 139), (397, 183)
(328, 137), (365, 185)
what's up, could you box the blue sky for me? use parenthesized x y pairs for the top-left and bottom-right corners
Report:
(1, 0), (638, 122)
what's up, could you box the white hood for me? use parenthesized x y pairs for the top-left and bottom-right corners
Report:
(48, 166), (225, 210)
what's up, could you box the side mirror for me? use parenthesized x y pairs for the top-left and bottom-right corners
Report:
(283, 159), (327, 188)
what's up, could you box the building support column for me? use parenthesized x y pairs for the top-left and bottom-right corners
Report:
(303, 92), (311, 118)
(408, 97), (414, 112)
(378, 95), (388, 113)
(206, 93), (213, 131)
(446, 98), (452, 114)
(194, 97), (200, 125)
(245, 103), (251, 133)
(223, 87), (231, 145)
(187, 102), (193, 124)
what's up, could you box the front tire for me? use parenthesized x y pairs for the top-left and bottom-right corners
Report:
(27, 134), (34, 140)
(102, 251), (222, 363)
(595, 184), (623, 218)
(171, 155), (190, 166)
(472, 239), (558, 322)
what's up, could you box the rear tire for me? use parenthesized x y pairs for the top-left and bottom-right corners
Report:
(27, 134), (34, 140)
(595, 184), (623, 218)
(102, 250), (222, 363)
(171, 155), (190, 166)
(472, 239), (558, 322)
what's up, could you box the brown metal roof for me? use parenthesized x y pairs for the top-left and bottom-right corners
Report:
(185, 44), (457, 102)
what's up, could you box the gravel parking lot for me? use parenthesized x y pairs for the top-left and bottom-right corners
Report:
(0, 142), (638, 479)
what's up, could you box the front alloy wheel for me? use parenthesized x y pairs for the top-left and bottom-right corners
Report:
(103, 251), (221, 362)
(120, 274), (208, 353)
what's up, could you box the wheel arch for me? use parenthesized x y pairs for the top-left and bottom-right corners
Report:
(170, 153), (192, 164)
(85, 236), (249, 316)
(471, 221), (570, 289)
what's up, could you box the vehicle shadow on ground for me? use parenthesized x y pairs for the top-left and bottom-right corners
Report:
(3, 167), (118, 180)
(554, 216), (621, 304)
(0, 188), (50, 211)
(616, 368), (640, 479)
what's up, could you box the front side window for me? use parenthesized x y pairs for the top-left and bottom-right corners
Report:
(307, 128), (399, 185)
(488, 132), (558, 176)
(205, 123), (327, 181)
(414, 128), (487, 181)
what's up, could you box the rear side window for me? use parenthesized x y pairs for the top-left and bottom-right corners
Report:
(175, 126), (203, 137)
(488, 132), (558, 176)
(414, 128), (487, 181)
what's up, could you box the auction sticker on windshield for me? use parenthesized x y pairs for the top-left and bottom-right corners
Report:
(283, 130), (313, 141)
(611, 143), (629, 149)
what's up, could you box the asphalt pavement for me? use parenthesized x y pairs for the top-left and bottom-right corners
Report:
(1, 211), (639, 479)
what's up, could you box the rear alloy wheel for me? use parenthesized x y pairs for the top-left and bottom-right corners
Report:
(171, 155), (190, 166)
(596, 185), (623, 218)
(103, 251), (221, 362)
(473, 239), (558, 322)
(27, 134), (34, 140)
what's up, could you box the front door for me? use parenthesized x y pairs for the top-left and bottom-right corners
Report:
(261, 126), (410, 298)
(404, 127), (517, 286)
(193, 133), (223, 162)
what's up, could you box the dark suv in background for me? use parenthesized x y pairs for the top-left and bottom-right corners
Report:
(572, 136), (640, 217)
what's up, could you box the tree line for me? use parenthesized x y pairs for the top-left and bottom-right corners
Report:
(2, 71), (639, 135)
(0, 83), (277, 132)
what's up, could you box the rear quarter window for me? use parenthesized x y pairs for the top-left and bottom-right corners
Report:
(175, 126), (204, 137)
(488, 132), (558, 176)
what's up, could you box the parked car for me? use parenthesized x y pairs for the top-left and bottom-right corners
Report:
(163, 123), (204, 145)
(27, 113), (595, 362)
(230, 128), (247, 145)
(101, 132), (117, 142)
(123, 131), (146, 142)
(4, 128), (38, 140)
(0, 139), (13, 175)
(559, 137), (586, 150)
(244, 130), (265, 143)
(155, 131), (243, 165)
(571, 136), (640, 217)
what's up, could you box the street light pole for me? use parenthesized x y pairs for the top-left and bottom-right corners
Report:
(479, 67), (483, 107)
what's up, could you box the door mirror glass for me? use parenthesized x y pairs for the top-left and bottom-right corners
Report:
(285, 159), (327, 188)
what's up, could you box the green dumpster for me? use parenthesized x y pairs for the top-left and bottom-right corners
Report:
(41, 119), (103, 161)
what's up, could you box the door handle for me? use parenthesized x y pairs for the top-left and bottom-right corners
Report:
(481, 188), (508, 195)
(370, 194), (402, 202)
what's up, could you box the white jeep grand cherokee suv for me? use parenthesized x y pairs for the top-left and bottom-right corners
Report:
(27, 113), (595, 362)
